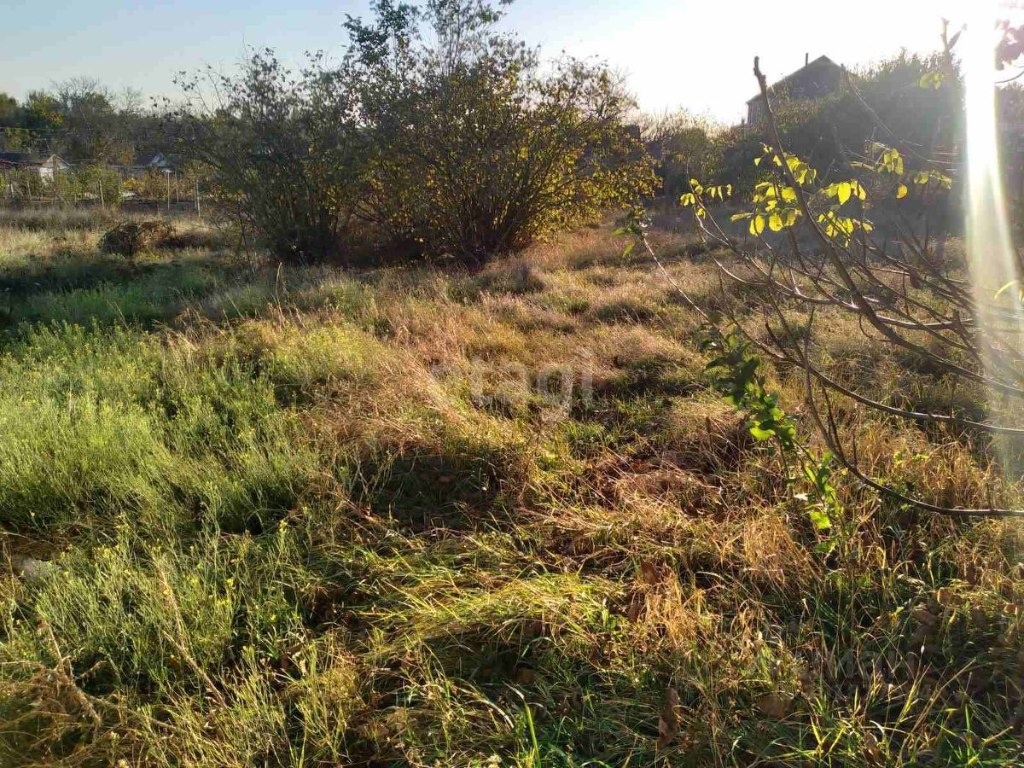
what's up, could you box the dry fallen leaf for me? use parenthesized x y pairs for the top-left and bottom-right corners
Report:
(656, 686), (680, 749)
(640, 560), (660, 586)
(911, 606), (937, 626)
(755, 692), (794, 719)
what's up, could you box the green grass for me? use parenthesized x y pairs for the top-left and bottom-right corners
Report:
(0, 219), (1021, 766)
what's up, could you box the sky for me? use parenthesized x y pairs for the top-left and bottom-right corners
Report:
(4, 0), (967, 123)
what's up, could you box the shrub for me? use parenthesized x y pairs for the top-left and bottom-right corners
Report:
(175, 51), (367, 263)
(346, 0), (657, 263)
(98, 219), (173, 257)
(640, 110), (725, 199)
(173, 1), (654, 264)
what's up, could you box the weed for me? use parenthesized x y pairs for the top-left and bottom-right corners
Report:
(0, 217), (1020, 766)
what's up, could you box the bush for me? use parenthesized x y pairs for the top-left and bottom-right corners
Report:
(640, 110), (724, 200)
(98, 220), (173, 257)
(175, 51), (367, 263)
(345, 0), (657, 263)
(173, 1), (654, 265)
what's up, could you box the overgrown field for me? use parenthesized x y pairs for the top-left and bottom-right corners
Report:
(0, 214), (1022, 767)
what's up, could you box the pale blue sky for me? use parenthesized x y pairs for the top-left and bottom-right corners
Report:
(5, 0), (962, 122)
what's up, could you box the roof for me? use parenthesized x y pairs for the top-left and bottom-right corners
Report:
(0, 151), (39, 165)
(0, 153), (70, 174)
(39, 155), (69, 169)
(746, 55), (842, 104)
(127, 152), (172, 168)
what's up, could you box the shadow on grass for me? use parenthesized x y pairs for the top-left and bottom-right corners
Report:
(593, 357), (703, 401)
(352, 449), (509, 533)
(0, 254), (225, 325)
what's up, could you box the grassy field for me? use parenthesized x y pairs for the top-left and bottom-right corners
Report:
(0, 211), (1022, 767)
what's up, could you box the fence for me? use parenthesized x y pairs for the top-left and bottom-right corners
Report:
(0, 166), (203, 216)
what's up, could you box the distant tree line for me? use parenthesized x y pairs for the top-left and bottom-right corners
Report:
(0, 78), (171, 164)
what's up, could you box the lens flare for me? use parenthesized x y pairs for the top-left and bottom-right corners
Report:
(963, 2), (1024, 479)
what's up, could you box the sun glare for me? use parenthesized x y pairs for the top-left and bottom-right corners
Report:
(964, 1), (1024, 474)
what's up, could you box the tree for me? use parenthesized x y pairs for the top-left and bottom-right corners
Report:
(640, 110), (724, 199)
(0, 93), (18, 126)
(174, 50), (368, 263)
(667, 32), (1024, 517)
(51, 78), (134, 163)
(346, 0), (656, 262)
(0, 93), (24, 151)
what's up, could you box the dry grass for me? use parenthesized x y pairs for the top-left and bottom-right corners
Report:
(0, 216), (1021, 766)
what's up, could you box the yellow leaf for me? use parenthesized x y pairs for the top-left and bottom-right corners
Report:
(750, 215), (766, 236)
(896, 184), (908, 199)
(768, 212), (784, 231)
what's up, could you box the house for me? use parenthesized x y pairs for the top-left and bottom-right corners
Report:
(0, 152), (70, 181)
(0, 151), (35, 170)
(37, 154), (71, 181)
(746, 55), (843, 126)
(117, 152), (175, 179)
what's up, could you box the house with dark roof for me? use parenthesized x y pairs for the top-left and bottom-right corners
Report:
(746, 55), (843, 126)
(0, 151), (37, 169)
(116, 152), (175, 179)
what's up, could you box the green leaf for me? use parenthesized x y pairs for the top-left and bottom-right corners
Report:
(808, 508), (832, 531)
